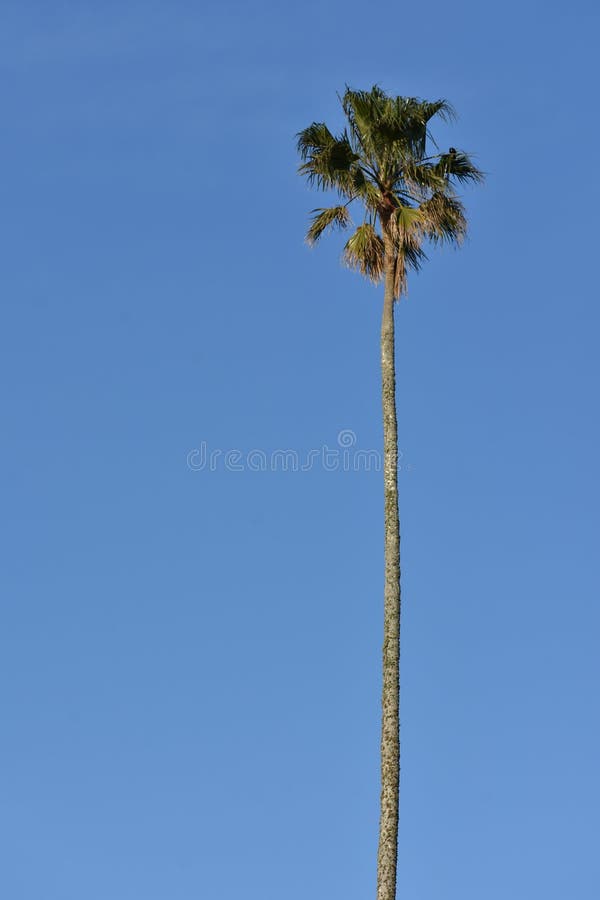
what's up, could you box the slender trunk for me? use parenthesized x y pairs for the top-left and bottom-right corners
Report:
(376, 242), (401, 900)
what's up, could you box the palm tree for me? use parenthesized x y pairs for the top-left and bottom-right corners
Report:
(297, 86), (482, 900)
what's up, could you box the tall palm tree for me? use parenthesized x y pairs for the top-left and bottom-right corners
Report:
(297, 86), (482, 900)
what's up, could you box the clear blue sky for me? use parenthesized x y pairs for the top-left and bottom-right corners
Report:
(1, 2), (599, 899)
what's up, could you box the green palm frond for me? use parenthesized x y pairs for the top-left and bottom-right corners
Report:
(431, 150), (484, 185)
(388, 207), (428, 296)
(343, 224), (385, 283)
(420, 192), (467, 244)
(296, 122), (336, 159)
(341, 85), (387, 150)
(351, 173), (383, 212)
(343, 89), (455, 169)
(393, 243), (429, 298)
(391, 204), (424, 233)
(399, 160), (449, 195)
(297, 136), (359, 194)
(419, 99), (455, 124)
(342, 87), (443, 174)
(306, 205), (351, 245)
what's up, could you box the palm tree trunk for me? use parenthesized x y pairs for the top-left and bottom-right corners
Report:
(376, 245), (401, 900)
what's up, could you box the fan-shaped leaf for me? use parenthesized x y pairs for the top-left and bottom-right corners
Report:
(306, 206), (351, 245)
(343, 224), (385, 283)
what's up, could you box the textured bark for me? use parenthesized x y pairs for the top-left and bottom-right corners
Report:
(376, 242), (401, 900)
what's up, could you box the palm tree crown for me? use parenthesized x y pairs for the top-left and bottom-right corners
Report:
(297, 85), (483, 298)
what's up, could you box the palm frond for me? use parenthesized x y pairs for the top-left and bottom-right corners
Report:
(297, 131), (359, 195)
(350, 167), (382, 209)
(419, 99), (455, 124)
(394, 241), (428, 297)
(399, 160), (449, 196)
(343, 224), (385, 283)
(342, 89), (455, 168)
(389, 207), (428, 296)
(297, 122), (336, 160)
(430, 149), (485, 185)
(342, 87), (430, 173)
(391, 204), (424, 233)
(402, 243), (427, 271)
(306, 205), (351, 245)
(420, 192), (467, 245)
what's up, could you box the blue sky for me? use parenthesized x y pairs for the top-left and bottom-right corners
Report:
(1, 2), (599, 898)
